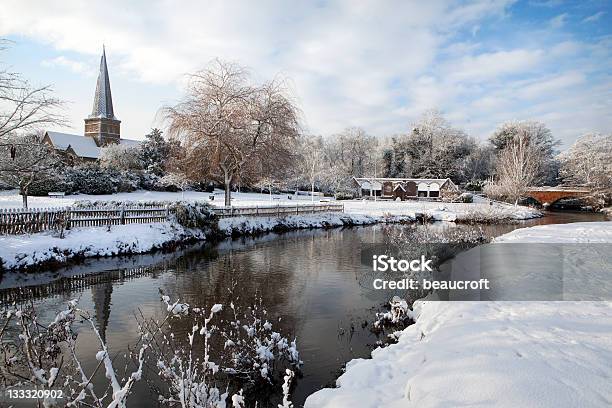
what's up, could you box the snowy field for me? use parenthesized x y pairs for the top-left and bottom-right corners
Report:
(0, 189), (326, 209)
(342, 197), (540, 221)
(0, 189), (540, 220)
(306, 221), (612, 408)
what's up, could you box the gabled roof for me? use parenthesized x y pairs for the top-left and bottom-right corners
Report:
(89, 46), (117, 120)
(354, 177), (456, 187)
(45, 131), (100, 159)
(45, 131), (140, 159)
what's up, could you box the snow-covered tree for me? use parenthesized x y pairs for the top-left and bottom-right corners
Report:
(388, 110), (476, 182)
(99, 144), (143, 171)
(298, 135), (325, 200)
(559, 133), (612, 189)
(139, 128), (170, 176)
(0, 133), (62, 208)
(489, 120), (560, 185)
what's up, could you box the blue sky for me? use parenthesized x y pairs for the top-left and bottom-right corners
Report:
(1, 0), (610, 148)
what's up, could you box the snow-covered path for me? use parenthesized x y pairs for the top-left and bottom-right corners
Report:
(305, 221), (612, 408)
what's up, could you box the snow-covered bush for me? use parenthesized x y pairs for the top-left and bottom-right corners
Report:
(1, 293), (300, 407)
(138, 172), (191, 192)
(220, 298), (302, 383)
(456, 192), (473, 203)
(464, 179), (486, 192)
(139, 293), (301, 407)
(373, 296), (415, 331)
(65, 164), (116, 194)
(334, 191), (354, 200)
(27, 175), (73, 196)
(169, 202), (216, 230)
(0, 300), (149, 407)
(100, 144), (143, 171)
(64, 164), (139, 194)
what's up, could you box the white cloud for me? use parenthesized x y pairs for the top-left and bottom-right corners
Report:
(582, 11), (605, 23)
(41, 56), (94, 76)
(549, 13), (568, 28)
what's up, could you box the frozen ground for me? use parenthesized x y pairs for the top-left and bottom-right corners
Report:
(305, 221), (612, 408)
(0, 189), (540, 220)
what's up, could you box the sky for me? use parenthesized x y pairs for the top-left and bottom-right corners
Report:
(1, 0), (610, 148)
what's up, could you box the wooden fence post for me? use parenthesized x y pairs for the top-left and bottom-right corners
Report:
(120, 205), (126, 225)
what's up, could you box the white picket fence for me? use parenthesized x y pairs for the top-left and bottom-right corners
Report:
(0, 203), (344, 235)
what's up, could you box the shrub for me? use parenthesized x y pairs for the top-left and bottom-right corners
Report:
(99, 144), (143, 171)
(63, 165), (140, 195)
(28, 177), (73, 196)
(334, 191), (354, 200)
(65, 165), (116, 195)
(464, 180), (486, 192)
(458, 192), (473, 203)
(169, 202), (216, 230)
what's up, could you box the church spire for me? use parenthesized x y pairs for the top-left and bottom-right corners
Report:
(90, 45), (116, 120)
(84, 45), (121, 146)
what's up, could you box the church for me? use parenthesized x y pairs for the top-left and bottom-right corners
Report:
(43, 47), (139, 161)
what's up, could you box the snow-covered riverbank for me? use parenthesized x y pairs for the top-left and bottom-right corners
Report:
(0, 213), (380, 271)
(305, 221), (612, 408)
(0, 222), (205, 271)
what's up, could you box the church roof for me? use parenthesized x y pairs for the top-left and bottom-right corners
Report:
(89, 46), (117, 120)
(45, 131), (139, 159)
(46, 131), (101, 159)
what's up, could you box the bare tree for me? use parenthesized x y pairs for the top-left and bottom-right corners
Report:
(485, 131), (539, 205)
(490, 120), (560, 185)
(0, 40), (65, 145)
(299, 135), (325, 201)
(0, 133), (62, 208)
(164, 60), (300, 206)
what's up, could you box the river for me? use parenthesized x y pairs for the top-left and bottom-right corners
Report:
(0, 210), (606, 407)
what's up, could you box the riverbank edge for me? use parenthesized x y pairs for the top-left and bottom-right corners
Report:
(304, 221), (612, 408)
(0, 205), (542, 273)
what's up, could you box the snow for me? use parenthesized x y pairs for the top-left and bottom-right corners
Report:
(0, 222), (202, 270)
(0, 189), (328, 209)
(0, 189), (540, 221)
(305, 221), (612, 408)
(342, 199), (541, 221)
(218, 213), (377, 236)
(493, 221), (612, 243)
(306, 300), (612, 408)
(45, 131), (101, 159)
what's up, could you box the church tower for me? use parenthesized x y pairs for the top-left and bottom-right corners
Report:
(84, 46), (121, 146)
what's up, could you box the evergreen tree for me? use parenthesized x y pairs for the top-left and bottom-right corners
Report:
(140, 128), (170, 176)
